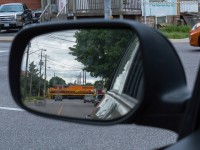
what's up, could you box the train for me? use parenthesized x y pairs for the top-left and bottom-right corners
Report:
(48, 85), (95, 99)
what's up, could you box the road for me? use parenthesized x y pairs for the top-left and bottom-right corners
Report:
(173, 42), (200, 90)
(26, 98), (94, 119)
(0, 32), (197, 149)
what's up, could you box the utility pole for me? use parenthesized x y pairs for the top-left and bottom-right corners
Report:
(143, 0), (147, 24)
(47, 0), (52, 21)
(177, 0), (180, 16)
(104, 0), (112, 19)
(79, 72), (81, 85)
(43, 55), (47, 97)
(73, 0), (77, 20)
(24, 43), (31, 99)
(120, 0), (123, 19)
(41, 0), (44, 10)
(82, 70), (87, 85)
(85, 71), (86, 85)
(198, 0), (200, 19)
(38, 49), (46, 97)
(29, 72), (32, 97)
(82, 70), (84, 85)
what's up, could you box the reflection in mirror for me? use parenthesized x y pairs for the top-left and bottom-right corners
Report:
(20, 29), (143, 121)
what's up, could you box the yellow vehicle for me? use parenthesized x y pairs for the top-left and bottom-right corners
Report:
(49, 85), (95, 99)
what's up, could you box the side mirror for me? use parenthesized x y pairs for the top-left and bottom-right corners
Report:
(9, 19), (190, 133)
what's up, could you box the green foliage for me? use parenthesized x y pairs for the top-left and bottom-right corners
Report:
(69, 29), (133, 79)
(49, 76), (66, 87)
(24, 96), (36, 101)
(24, 97), (45, 103)
(85, 83), (93, 86)
(159, 25), (191, 32)
(21, 61), (48, 99)
(161, 32), (189, 39)
(159, 25), (191, 39)
(36, 97), (45, 100)
(27, 61), (40, 95)
(94, 80), (104, 89)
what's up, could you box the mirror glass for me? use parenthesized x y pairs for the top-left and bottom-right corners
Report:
(20, 28), (143, 121)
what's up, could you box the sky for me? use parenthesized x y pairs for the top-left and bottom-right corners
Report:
(21, 30), (100, 84)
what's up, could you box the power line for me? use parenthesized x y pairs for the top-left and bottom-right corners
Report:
(47, 57), (84, 69)
(30, 42), (72, 50)
(46, 35), (76, 43)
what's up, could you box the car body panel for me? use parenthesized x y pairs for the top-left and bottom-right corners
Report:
(54, 94), (62, 101)
(94, 94), (104, 107)
(83, 95), (94, 103)
(189, 22), (200, 46)
(0, 3), (32, 30)
(88, 93), (135, 120)
(32, 9), (42, 23)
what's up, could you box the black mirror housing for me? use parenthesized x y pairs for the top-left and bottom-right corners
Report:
(9, 19), (191, 133)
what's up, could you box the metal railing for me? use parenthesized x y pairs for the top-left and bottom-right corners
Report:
(65, 0), (141, 16)
(56, 3), (68, 20)
(68, 0), (141, 14)
(41, 0), (142, 21)
(39, 3), (50, 22)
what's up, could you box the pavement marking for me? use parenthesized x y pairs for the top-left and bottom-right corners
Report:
(57, 104), (64, 115)
(0, 107), (24, 111)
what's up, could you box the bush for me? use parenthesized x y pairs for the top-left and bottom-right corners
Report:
(161, 32), (189, 39)
(36, 97), (45, 100)
(159, 25), (191, 39)
(159, 25), (191, 32)
(24, 96), (44, 101)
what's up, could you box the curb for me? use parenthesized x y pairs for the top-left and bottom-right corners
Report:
(169, 38), (189, 43)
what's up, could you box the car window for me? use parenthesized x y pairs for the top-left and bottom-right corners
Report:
(0, 5), (23, 12)
(111, 35), (140, 95)
(192, 23), (200, 30)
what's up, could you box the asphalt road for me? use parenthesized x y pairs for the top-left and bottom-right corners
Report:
(0, 33), (197, 149)
(26, 99), (94, 119)
(173, 42), (200, 90)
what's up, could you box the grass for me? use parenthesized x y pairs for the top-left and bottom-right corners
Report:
(159, 25), (192, 39)
(23, 96), (45, 103)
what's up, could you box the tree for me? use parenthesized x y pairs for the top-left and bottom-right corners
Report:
(85, 83), (93, 86)
(94, 80), (104, 89)
(27, 61), (40, 96)
(21, 61), (49, 98)
(69, 29), (133, 80)
(49, 76), (66, 87)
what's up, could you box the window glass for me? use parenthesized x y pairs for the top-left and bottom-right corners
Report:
(0, 5), (23, 12)
(111, 36), (140, 94)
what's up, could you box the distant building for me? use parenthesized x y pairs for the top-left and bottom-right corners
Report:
(0, 0), (41, 10)
(180, 0), (198, 13)
(1, 0), (190, 26)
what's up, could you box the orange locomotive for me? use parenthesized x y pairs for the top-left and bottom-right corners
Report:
(49, 85), (95, 99)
